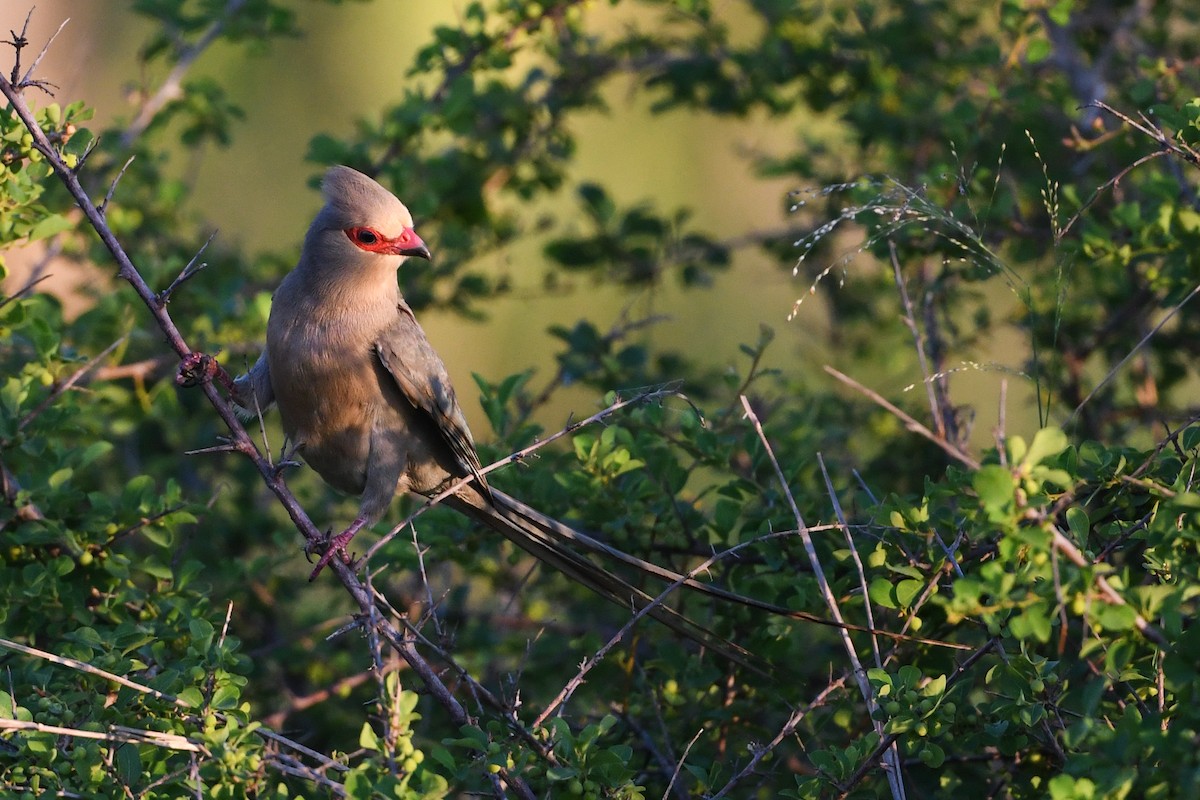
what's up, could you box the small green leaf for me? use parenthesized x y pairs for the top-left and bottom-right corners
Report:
(1065, 507), (1089, 539)
(973, 466), (1014, 514)
(1022, 428), (1068, 469)
(868, 577), (898, 609)
(895, 579), (923, 609)
(359, 722), (379, 751)
(114, 743), (142, 786)
(28, 213), (74, 241)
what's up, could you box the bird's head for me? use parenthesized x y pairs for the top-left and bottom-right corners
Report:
(303, 165), (432, 271)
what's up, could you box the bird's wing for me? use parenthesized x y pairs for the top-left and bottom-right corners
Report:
(375, 302), (489, 493)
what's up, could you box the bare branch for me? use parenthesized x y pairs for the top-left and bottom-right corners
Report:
(121, 0), (249, 147)
(0, 718), (207, 753)
(99, 156), (136, 218)
(741, 398), (905, 800)
(1068, 280), (1200, 425)
(824, 365), (980, 469)
(19, 17), (69, 89)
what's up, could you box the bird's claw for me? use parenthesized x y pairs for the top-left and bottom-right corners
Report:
(176, 352), (220, 388)
(307, 528), (357, 581)
(176, 351), (237, 396)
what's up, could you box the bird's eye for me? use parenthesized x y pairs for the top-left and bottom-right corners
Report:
(353, 228), (379, 245)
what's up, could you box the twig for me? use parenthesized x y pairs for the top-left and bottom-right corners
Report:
(824, 366), (980, 469)
(889, 240), (943, 438)
(1047, 524), (1166, 647)
(0, 636), (354, 774)
(0, 272), (51, 313)
(0, 719), (207, 753)
(12, 335), (128, 437)
(818, 454), (881, 668)
(4, 8), (34, 84)
(99, 156), (136, 218)
(709, 674), (849, 799)
(741, 397), (905, 800)
(362, 386), (687, 563)
(157, 230), (218, 306)
(1068, 280), (1200, 425)
(120, 0), (249, 147)
(0, 637), (188, 707)
(836, 638), (1000, 797)
(660, 728), (703, 800)
(4, 11), (66, 94)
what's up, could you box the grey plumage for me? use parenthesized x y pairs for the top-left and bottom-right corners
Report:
(235, 166), (784, 665)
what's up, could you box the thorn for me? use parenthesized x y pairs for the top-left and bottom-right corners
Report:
(157, 230), (218, 306)
(99, 156), (136, 219)
(184, 443), (241, 456)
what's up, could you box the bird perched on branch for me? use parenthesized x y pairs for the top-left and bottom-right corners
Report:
(223, 165), (768, 660)
(192, 166), (955, 665)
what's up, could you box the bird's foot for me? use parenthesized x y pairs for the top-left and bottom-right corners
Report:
(307, 517), (367, 581)
(175, 351), (236, 396)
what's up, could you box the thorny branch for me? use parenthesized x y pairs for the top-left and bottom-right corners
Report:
(0, 37), (540, 800)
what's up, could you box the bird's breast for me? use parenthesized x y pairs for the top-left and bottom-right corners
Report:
(266, 314), (389, 495)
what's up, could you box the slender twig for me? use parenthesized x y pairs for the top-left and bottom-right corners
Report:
(12, 335), (127, 437)
(18, 17), (69, 89)
(824, 366), (980, 469)
(709, 674), (849, 799)
(660, 728), (703, 800)
(1047, 524), (1166, 647)
(835, 637), (1000, 797)
(120, 0), (249, 147)
(157, 230), (218, 306)
(818, 454), (881, 668)
(0, 719), (207, 753)
(0, 273), (51, 313)
(531, 530), (786, 727)
(362, 386), (687, 563)
(0, 636), (343, 771)
(1068, 280), (1200, 424)
(99, 156), (136, 218)
(3, 9), (34, 84)
(741, 397), (905, 800)
(889, 241), (943, 437)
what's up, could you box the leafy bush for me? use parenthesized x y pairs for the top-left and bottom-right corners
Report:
(2, 1), (1200, 798)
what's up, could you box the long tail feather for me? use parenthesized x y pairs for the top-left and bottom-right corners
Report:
(448, 488), (968, 657)
(445, 490), (761, 668)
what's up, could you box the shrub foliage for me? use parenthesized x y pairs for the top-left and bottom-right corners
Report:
(2, 1), (1200, 798)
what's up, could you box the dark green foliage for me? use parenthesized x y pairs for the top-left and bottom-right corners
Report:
(3, 0), (1200, 798)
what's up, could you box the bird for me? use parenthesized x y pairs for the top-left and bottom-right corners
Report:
(226, 165), (771, 662)
(210, 165), (953, 666)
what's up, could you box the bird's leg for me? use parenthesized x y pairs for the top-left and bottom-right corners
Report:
(308, 515), (369, 580)
(176, 351), (239, 399)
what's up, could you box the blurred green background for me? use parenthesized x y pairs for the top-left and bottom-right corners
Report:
(13, 1), (1033, 447)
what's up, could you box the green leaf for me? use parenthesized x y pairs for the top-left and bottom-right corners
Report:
(1092, 602), (1137, 632)
(895, 579), (923, 609)
(1065, 507), (1089, 539)
(546, 766), (579, 781)
(359, 721), (379, 751)
(973, 466), (1014, 515)
(28, 213), (74, 241)
(211, 684), (240, 710)
(1022, 428), (1068, 469)
(114, 743), (142, 786)
(868, 577), (898, 609)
